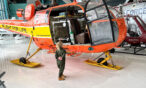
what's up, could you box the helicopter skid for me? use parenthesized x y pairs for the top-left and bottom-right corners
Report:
(11, 59), (40, 68)
(84, 59), (122, 70)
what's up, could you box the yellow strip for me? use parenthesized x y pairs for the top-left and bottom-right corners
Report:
(0, 24), (51, 38)
(34, 26), (51, 38)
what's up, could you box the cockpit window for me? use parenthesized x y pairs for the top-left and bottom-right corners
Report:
(85, 0), (119, 45)
(126, 17), (142, 37)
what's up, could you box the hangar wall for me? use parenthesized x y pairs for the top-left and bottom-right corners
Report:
(0, 0), (8, 20)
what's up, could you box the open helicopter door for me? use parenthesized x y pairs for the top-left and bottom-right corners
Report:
(85, 0), (119, 46)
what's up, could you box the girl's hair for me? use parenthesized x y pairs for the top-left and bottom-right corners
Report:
(56, 41), (63, 50)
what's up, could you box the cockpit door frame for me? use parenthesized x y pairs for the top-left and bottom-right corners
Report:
(84, 0), (115, 46)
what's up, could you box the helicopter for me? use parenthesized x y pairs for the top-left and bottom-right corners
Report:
(118, 15), (146, 55)
(0, 0), (127, 70)
(110, 0), (146, 55)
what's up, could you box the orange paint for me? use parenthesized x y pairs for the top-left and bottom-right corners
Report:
(16, 9), (24, 17)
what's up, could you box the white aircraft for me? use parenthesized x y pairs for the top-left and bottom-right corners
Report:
(112, 0), (146, 22)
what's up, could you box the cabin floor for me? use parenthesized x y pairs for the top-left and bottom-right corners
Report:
(0, 38), (146, 88)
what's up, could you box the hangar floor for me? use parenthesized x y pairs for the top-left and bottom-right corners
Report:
(0, 39), (146, 88)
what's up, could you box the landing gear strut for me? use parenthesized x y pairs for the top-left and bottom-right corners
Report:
(11, 36), (41, 68)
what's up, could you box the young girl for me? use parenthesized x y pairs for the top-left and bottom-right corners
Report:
(55, 40), (66, 81)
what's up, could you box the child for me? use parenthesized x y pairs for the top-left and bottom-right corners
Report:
(55, 40), (66, 81)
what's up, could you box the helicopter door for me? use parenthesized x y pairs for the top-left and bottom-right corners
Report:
(52, 21), (70, 44)
(85, 0), (118, 46)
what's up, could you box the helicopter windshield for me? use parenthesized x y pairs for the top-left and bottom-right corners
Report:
(85, 0), (119, 46)
(126, 17), (142, 37)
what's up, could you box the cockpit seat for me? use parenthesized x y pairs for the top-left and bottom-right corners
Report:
(75, 32), (90, 44)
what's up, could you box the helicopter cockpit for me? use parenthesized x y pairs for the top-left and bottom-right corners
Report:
(126, 16), (143, 37)
(49, 5), (89, 45)
(49, 0), (119, 46)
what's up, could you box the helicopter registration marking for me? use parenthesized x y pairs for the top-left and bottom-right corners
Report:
(0, 24), (51, 38)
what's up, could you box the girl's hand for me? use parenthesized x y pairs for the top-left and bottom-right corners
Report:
(58, 57), (62, 60)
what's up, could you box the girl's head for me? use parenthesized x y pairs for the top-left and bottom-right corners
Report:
(56, 41), (63, 50)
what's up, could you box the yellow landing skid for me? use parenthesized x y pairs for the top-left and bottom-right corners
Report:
(10, 35), (41, 68)
(11, 59), (40, 68)
(84, 59), (122, 70)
